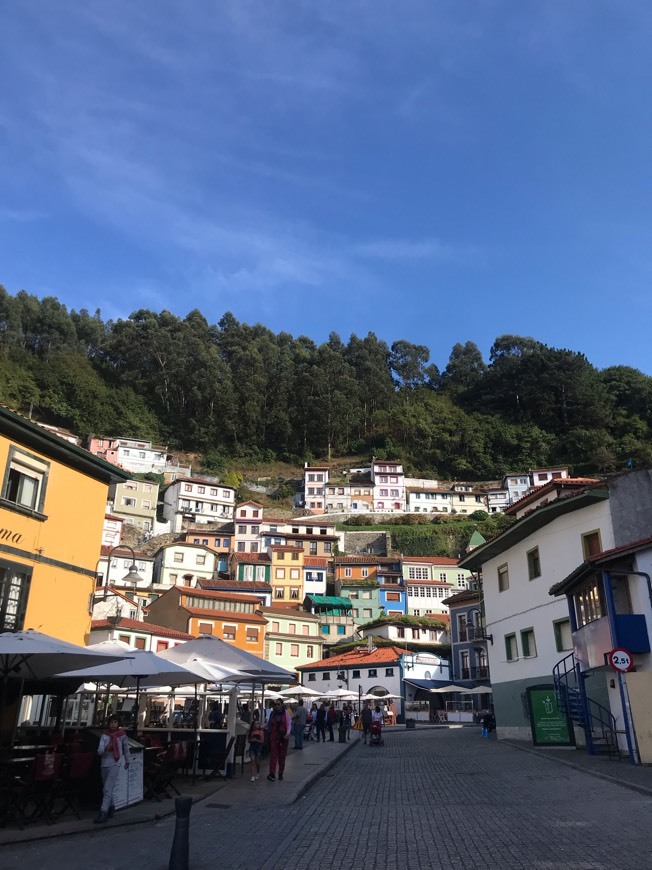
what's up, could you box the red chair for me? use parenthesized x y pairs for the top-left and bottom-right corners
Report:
(55, 752), (95, 819)
(20, 752), (63, 825)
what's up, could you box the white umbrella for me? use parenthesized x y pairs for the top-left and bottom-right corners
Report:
(56, 649), (202, 689)
(464, 686), (493, 694)
(324, 688), (358, 700)
(157, 635), (294, 683)
(278, 685), (322, 698)
(0, 629), (127, 682)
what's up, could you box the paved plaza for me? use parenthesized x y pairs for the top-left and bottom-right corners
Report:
(5, 728), (652, 870)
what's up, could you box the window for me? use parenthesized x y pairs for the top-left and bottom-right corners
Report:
(386, 592), (400, 601)
(352, 608), (359, 617)
(142, 500), (151, 510)
(337, 625), (345, 635)
(122, 497), (136, 507)
(310, 542), (318, 555)
(322, 672), (330, 680)
(345, 568), (352, 578)
(275, 588), (284, 599)
(223, 625), (236, 640)
(156, 640), (169, 652)
(409, 567), (429, 580)
(251, 542), (259, 553)
(198, 622), (213, 635)
(173, 553), (184, 563)
(554, 618), (573, 652)
(238, 525), (247, 534)
(290, 644), (299, 657)
(582, 531), (602, 559)
(246, 628), (259, 643)
(118, 634), (129, 644)
(275, 568), (286, 579)
(308, 673), (316, 681)
(362, 590), (372, 600)
(321, 625), (330, 634)
(505, 633), (518, 661)
(302, 625), (309, 636)
(134, 637), (146, 650)
(275, 642), (283, 655)
(277, 552), (285, 561)
(361, 567), (368, 578)
(521, 628), (537, 657)
(527, 547), (541, 580)
(363, 608), (372, 618)
(196, 554), (206, 565)
(0, 560), (31, 631)
(385, 668), (394, 677)
(498, 564), (509, 592)
(290, 588), (300, 599)
(397, 627), (405, 638)
(290, 569), (300, 579)
(307, 645), (314, 657)
(198, 486), (205, 494)
(368, 669), (377, 677)
(237, 542), (245, 552)
(2, 447), (49, 515)
(575, 579), (604, 627)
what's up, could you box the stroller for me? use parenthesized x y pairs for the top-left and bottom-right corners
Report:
(369, 722), (383, 747)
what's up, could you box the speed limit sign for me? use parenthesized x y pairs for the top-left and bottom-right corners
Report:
(608, 648), (633, 672)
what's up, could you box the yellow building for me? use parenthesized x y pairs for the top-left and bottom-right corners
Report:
(269, 545), (305, 604)
(0, 407), (130, 643)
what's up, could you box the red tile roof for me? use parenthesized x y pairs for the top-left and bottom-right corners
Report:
(304, 557), (329, 567)
(178, 587), (264, 604)
(231, 553), (271, 564)
(91, 618), (193, 640)
(198, 579), (272, 592)
(504, 478), (602, 515)
(297, 645), (405, 670)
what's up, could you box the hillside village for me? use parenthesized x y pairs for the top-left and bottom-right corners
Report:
(4, 400), (652, 766)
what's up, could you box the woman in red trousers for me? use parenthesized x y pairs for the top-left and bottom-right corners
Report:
(266, 699), (292, 781)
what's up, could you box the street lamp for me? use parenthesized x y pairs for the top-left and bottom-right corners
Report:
(97, 544), (145, 598)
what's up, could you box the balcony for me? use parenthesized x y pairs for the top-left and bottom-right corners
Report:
(460, 666), (489, 680)
(467, 626), (490, 642)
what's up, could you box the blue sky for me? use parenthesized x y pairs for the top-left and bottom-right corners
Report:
(1, 1), (651, 373)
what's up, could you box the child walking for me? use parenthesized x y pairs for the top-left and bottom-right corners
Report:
(248, 714), (265, 782)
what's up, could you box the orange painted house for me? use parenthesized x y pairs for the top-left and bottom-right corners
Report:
(144, 586), (267, 656)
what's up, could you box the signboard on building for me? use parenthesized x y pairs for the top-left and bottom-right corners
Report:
(526, 685), (575, 747)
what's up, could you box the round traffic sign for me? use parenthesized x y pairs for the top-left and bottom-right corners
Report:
(608, 648), (633, 672)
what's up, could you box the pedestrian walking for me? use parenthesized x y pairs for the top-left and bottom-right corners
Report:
(310, 702), (319, 740)
(360, 701), (372, 745)
(343, 704), (352, 741)
(315, 702), (327, 743)
(266, 699), (292, 781)
(248, 713), (265, 781)
(293, 699), (308, 749)
(327, 702), (336, 741)
(95, 715), (131, 824)
(481, 711), (495, 738)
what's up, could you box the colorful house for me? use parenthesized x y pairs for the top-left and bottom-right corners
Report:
(145, 586), (266, 656)
(261, 604), (323, 675)
(152, 542), (219, 590)
(0, 405), (129, 643)
(269, 545), (305, 604)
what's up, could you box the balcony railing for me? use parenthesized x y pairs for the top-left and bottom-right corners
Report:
(467, 626), (490, 642)
(460, 666), (489, 680)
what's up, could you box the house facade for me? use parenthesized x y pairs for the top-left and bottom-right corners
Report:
(371, 459), (406, 513)
(0, 406), (129, 644)
(442, 588), (490, 686)
(261, 605), (323, 675)
(96, 546), (154, 591)
(108, 478), (159, 531)
(403, 556), (472, 616)
(152, 542), (219, 590)
(162, 477), (235, 532)
(459, 477), (613, 741)
(302, 465), (330, 513)
(303, 594), (356, 645)
(145, 586), (266, 656)
(90, 617), (193, 653)
(102, 513), (123, 548)
(269, 545), (305, 604)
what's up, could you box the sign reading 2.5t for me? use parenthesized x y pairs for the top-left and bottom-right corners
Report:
(608, 648), (633, 672)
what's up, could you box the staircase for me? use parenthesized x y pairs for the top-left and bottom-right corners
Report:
(552, 652), (623, 760)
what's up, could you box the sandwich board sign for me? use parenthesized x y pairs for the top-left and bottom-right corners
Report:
(526, 685), (575, 747)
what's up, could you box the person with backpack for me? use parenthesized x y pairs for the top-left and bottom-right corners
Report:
(266, 699), (292, 781)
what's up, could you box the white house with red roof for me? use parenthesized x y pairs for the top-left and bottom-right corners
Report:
(302, 464), (330, 513)
(162, 477), (235, 531)
(233, 500), (265, 553)
(102, 513), (123, 548)
(90, 616), (193, 653)
(371, 459), (406, 512)
(298, 644), (450, 721)
(152, 541), (219, 590)
(402, 556), (472, 616)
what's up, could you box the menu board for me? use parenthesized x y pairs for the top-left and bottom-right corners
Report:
(112, 750), (144, 809)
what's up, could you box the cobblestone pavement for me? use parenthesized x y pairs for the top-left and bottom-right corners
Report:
(5, 729), (652, 870)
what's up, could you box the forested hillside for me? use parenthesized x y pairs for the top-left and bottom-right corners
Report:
(1, 285), (651, 479)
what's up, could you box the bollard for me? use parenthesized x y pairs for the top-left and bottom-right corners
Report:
(168, 795), (193, 870)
